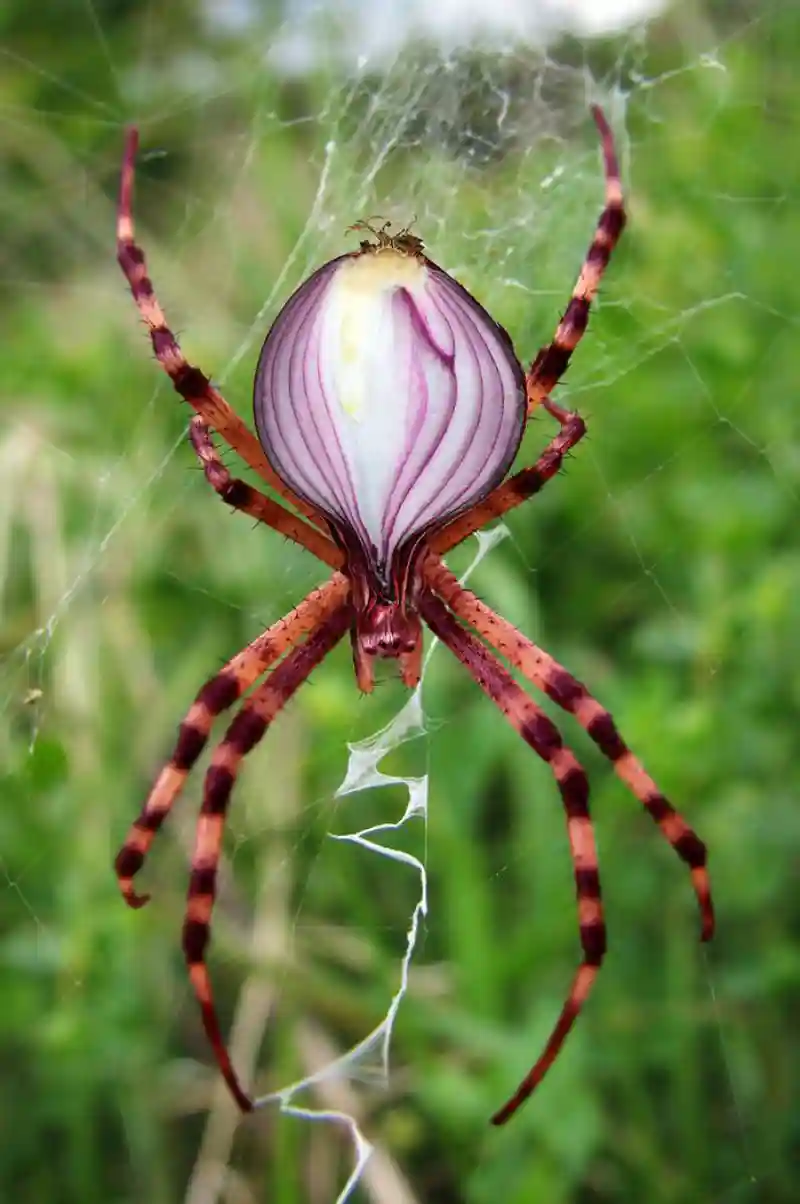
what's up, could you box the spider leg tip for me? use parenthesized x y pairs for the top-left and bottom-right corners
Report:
(691, 868), (714, 942)
(590, 104), (610, 136)
(124, 889), (151, 910)
(489, 1103), (513, 1127)
(123, 124), (140, 155)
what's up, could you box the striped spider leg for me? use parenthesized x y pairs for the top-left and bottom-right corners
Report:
(115, 132), (347, 1106)
(114, 574), (349, 909)
(114, 575), (351, 1108)
(411, 110), (710, 1124)
(430, 104), (625, 556)
(180, 599), (352, 1109)
(116, 126), (338, 563)
(422, 559), (713, 1124)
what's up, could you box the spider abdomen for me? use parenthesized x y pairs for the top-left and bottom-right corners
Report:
(253, 244), (526, 579)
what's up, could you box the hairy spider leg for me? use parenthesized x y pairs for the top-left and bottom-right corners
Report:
(114, 575), (350, 907)
(430, 399), (586, 555)
(525, 105), (626, 414)
(189, 417), (342, 568)
(426, 559), (714, 941)
(419, 591), (605, 1126)
(431, 106), (625, 554)
(116, 127), (335, 557)
(182, 603), (352, 1111)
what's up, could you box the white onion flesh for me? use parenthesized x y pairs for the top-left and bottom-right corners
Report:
(254, 247), (525, 575)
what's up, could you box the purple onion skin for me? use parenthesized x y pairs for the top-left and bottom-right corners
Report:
(254, 241), (526, 675)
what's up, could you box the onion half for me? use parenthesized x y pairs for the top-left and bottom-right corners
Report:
(254, 246), (526, 577)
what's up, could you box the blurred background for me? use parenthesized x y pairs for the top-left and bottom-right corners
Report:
(1, 1), (798, 1201)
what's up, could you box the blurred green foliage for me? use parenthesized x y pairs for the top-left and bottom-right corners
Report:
(1, 2), (798, 1202)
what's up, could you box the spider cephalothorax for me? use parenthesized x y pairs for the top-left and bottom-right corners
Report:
(115, 107), (714, 1125)
(347, 216), (426, 257)
(335, 530), (425, 688)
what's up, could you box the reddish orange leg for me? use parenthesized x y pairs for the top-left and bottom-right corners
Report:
(182, 602), (351, 1110)
(114, 575), (350, 907)
(525, 105), (626, 415)
(431, 401), (586, 554)
(188, 417), (341, 568)
(418, 590), (605, 1126)
(117, 127), (331, 543)
(425, 559), (714, 942)
(432, 106), (626, 554)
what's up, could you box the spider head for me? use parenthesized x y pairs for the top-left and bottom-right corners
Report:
(355, 598), (421, 657)
(351, 598), (422, 693)
(343, 535), (424, 692)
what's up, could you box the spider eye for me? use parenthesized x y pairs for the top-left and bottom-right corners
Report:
(253, 248), (526, 573)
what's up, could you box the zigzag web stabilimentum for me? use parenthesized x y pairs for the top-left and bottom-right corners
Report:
(249, 527), (507, 1203)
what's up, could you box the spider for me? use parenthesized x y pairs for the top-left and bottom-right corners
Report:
(114, 106), (714, 1126)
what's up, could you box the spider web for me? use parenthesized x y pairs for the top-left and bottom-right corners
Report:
(0, 2), (796, 1202)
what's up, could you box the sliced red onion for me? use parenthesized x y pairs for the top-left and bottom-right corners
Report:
(254, 246), (526, 575)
